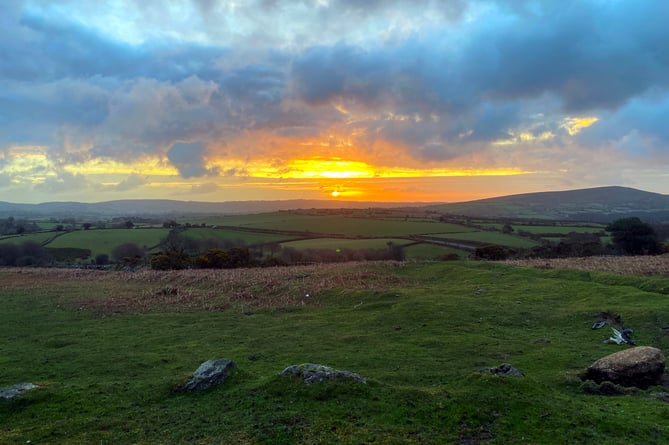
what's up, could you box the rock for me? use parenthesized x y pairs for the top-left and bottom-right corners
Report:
(479, 363), (524, 377)
(582, 346), (665, 389)
(280, 363), (366, 384)
(183, 359), (235, 391)
(0, 383), (38, 400)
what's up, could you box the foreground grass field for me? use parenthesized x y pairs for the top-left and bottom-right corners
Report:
(2, 259), (669, 443)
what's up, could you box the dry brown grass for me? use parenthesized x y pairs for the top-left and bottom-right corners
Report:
(0, 262), (411, 314)
(502, 254), (669, 276)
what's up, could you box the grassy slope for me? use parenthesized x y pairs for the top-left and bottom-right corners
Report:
(2, 262), (669, 444)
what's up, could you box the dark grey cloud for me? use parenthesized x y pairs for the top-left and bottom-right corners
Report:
(292, 2), (669, 116)
(576, 95), (669, 156)
(1, 8), (229, 83)
(167, 141), (219, 178)
(464, 1), (669, 112)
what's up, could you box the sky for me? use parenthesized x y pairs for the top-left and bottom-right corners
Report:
(1, 0), (669, 204)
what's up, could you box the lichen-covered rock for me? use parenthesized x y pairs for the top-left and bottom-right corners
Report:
(479, 363), (524, 377)
(183, 359), (235, 391)
(280, 363), (366, 384)
(0, 383), (38, 400)
(583, 346), (665, 389)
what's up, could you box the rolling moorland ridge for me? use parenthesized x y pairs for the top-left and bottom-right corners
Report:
(1, 186), (669, 222)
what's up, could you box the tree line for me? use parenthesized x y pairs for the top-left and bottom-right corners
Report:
(0, 217), (40, 236)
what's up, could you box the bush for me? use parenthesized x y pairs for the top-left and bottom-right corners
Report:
(111, 243), (146, 263)
(95, 254), (110, 265)
(475, 245), (516, 260)
(45, 247), (91, 262)
(150, 251), (190, 270)
(0, 243), (20, 266)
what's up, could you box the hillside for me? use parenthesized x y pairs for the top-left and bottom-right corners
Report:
(2, 186), (668, 223)
(2, 261), (669, 443)
(430, 186), (669, 222)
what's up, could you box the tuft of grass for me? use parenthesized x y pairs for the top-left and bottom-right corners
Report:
(2, 261), (669, 443)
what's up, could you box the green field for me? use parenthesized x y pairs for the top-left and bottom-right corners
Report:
(433, 231), (541, 248)
(403, 243), (470, 259)
(479, 224), (605, 234)
(193, 213), (476, 237)
(47, 228), (169, 258)
(0, 232), (60, 246)
(511, 225), (606, 235)
(0, 212), (621, 263)
(2, 262), (669, 443)
(281, 238), (410, 251)
(183, 227), (288, 245)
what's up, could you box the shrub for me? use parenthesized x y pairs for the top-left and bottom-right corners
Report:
(150, 251), (190, 270)
(111, 243), (146, 263)
(95, 254), (110, 265)
(475, 245), (516, 260)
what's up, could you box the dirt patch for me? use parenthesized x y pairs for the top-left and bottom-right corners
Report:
(1, 262), (412, 314)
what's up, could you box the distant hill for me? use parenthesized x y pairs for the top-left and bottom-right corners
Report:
(0, 199), (430, 219)
(2, 186), (668, 222)
(429, 186), (669, 222)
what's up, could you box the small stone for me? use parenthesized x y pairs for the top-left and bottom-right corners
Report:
(479, 363), (524, 377)
(0, 383), (38, 400)
(183, 359), (235, 392)
(280, 363), (366, 384)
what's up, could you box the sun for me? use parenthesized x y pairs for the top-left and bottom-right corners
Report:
(330, 190), (340, 198)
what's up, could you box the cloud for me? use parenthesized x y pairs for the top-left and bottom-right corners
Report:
(2, 0), (669, 201)
(113, 174), (147, 191)
(0, 173), (11, 188)
(464, 1), (669, 111)
(574, 95), (669, 159)
(167, 141), (219, 178)
(34, 171), (89, 192)
(188, 182), (220, 194)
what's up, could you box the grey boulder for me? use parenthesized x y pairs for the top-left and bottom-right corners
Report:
(183, 359), (235, 391)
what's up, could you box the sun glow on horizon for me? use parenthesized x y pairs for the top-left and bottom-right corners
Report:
(1, 144), (533, 203)
(257, 156), (531, 180)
